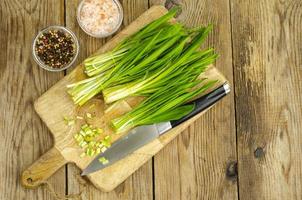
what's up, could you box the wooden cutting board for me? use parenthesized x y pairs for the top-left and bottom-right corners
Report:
(21, 5), (228, 192)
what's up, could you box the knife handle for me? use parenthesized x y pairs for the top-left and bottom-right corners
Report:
(170, 83), (230, 128)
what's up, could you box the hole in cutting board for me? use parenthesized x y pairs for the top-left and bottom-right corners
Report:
(27, 177), (33, 184)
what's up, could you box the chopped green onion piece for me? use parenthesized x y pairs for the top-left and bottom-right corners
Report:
(83, 126), (90, 130)
(64, 116), (75, 126)
(92, 129), (98, 135)
(89, 141), (96, 147)
(98, 157), (109, 164)
(86, 113), (92, 118)
(101, 140), (111, 148)
(67, 120), (75, 126)
(85, 148), (90, 156)
(74, 134), (83, 142)
(80, 152), (86, 158)
(91, 149), (95, 156)
(81, 124), (88, 129)
(101, 146), (107, 153)
(84, 135), (93, 142)
(80, 130), (86, 136)
(79, 141), (87, 148)
(89, 104), (95, 109)
(96, 128), (103, 135)
(86, 148), (95, 156)
(74, 134), (79, 139)
(86, 129), (93, 135)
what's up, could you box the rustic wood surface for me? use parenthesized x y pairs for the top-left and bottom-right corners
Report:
(0, 0), (301, 200)
(20, 5), (227, 192)
(151, 0), (238, 200)
(0, 0), (66, 200)
(231, 0), (302, 199)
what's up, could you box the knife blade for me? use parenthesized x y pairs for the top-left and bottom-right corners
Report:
(81, 83), (230, 176)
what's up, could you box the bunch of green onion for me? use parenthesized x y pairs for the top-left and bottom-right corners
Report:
(102, 28), (217, 103)
(111, 78), (216, 133)
(67, 7), (216, 104)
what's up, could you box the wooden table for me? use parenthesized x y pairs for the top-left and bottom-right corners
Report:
(0, 0), (301, 199)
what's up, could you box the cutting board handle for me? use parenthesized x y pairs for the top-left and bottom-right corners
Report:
(21, 147), (67, 188)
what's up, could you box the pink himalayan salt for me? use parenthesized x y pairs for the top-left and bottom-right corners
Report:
(79, 0), (121, 36)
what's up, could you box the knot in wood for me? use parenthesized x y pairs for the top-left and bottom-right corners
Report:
(226, 161), (237, 180)
(254, 147), (265, 158)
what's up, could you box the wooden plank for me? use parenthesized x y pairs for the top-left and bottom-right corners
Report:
(64, 0), (153, 199)
(230, 0), (302, 199)
(0, 0), (66, 199)
(151, 0), (238, 199)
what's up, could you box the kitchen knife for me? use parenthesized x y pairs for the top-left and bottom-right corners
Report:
(81, 83), (230, 176)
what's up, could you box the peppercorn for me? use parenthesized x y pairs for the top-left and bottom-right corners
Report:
(35, 29), (75, 69)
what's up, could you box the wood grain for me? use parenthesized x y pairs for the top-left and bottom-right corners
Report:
(22, 147), (67, 188)
(230, 0), (302, 199)
(26, 4), (228, 194)
(0, 0), (66, 199)
(152, 0), (238, 199)
(65, 0), (152, 199)
(3, 0), (301, 199)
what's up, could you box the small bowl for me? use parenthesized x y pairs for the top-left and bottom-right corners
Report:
(77, 0), (123, 38)
(32, 26), (79, 72)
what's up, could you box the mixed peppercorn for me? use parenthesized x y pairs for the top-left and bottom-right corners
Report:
(35, 29), (76, 69)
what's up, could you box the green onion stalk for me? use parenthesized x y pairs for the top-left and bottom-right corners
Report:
(111, 79), (217, 133)
(102, 25), (216, 103)
(67, 7), (218, 108)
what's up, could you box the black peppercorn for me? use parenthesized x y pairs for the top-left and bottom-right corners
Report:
(35, 29), (76, 69)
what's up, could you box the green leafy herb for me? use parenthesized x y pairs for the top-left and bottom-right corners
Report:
(103, 26), (215, 103)
(111, 80), (217, 133)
